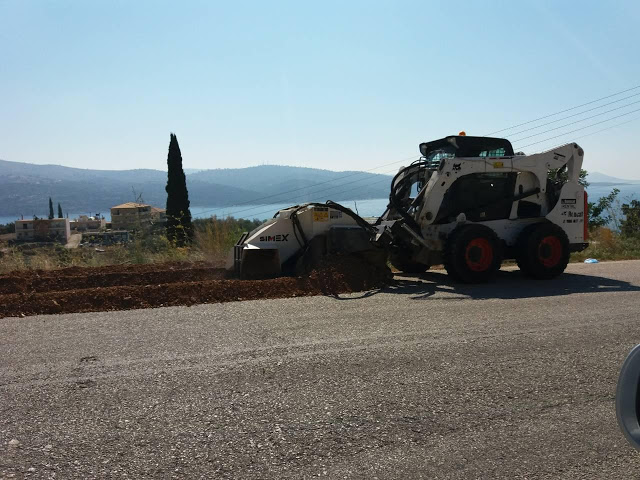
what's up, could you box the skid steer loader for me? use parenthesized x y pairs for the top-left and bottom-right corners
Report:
(229, 135), (588, 283)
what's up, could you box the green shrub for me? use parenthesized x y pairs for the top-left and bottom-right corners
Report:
(572, 227), (640, 262)
(0, 222), (15, 234)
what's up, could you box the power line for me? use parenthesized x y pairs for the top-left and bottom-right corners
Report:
(198, 89), (638, 219)
(207, 109), (639, 219)
(510, 99), (640, 142)
(508, 91), (640, 137)
(191, 154), (418, 218)
(216, 173), (394, 221)
(210, 164), (401, 220)
(571, 116), (640, 141)
(485, 84), (640, 136)
(195, 164), (400, 218)
(514, 106), (640, 149)
(207, 114), (640, 221)
(533, 115), (640, 153)
(194, 88), (640, 220)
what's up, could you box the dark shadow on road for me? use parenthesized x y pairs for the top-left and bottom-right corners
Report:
(336, 268), (640, 301)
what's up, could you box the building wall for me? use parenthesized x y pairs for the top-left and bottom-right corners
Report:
(151, 209), (167, 224)
(110, 206), (152, 230)
(70, 217), (106, 232)
(15, 219), (71, 243)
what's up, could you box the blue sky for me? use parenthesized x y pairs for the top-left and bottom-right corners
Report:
(1, 0), (639, 177)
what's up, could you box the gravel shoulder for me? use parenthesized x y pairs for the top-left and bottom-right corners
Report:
(1, 261), (640, 478)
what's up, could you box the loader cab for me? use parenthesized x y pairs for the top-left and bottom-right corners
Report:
(419, 135), (515, 160)
(386, 136), (516, 221)
(418, 136), (518, 223)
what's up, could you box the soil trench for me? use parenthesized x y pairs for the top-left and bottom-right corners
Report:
(0, 256), (392, 318)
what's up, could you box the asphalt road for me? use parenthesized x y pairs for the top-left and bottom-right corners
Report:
(2, 261), (640, 479)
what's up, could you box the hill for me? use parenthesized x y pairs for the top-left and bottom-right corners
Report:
(587, 172), (640, 185)
(0, 160), (392, 217)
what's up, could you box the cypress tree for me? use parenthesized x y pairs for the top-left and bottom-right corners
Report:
(57, 203), (63, 218)
(165, 133), (193, 245)
(48, 197), (54, 219)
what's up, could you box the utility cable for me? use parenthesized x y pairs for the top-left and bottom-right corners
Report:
(215, 113), (640, 220)
(514, 106), (640, 149)
(191, 154), (418, 218)
(217, 173), (395, 221)
(485, 84), (640, 136)
(205, 163), (401, 219)
(199, 87), (640, 219)
(532, 115), (640, 153)
(510, 99), (640, 142)
(508, 92), (640, 137)
(212, 165), (401, 220)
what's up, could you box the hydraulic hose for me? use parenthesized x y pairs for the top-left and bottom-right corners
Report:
(285, 201), (379, 251)
(388, 161), (428, 235)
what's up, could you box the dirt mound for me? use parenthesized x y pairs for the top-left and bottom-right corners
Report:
(0, 263), (227, 295)
(0, 255), (391, 318)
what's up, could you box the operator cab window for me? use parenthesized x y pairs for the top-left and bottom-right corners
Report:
(478, 148), (506, 157)
(424, 147), (455, 169)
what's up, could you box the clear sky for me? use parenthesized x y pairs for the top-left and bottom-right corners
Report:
(1, 0), (639, 177)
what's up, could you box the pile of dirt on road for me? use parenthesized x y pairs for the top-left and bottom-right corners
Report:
(0, 255), (392, 318)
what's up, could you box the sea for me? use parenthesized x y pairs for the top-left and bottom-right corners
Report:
(1, 184), (638, 226)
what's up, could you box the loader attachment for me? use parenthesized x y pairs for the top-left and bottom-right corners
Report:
(239, 247), (281, 279)
(229, 201), (392, 280)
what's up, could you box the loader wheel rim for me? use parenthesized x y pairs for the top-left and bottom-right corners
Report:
(465, 238), (493, 272)
(538, 236), (563, 267)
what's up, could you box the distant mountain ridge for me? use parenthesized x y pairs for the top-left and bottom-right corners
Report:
(0, 160), (393, 217)
(2, 158), (636, 218)
(586, 172), (640, 185)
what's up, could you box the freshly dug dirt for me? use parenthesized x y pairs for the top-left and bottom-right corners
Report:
(0, 255), (392, 318)
(0, 263), (227, 295)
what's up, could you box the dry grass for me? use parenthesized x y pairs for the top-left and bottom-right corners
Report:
(2, 222), (639, 275)
(194, 218), (240, 263)
(0, 216), (261, 274)
(571, 227), (640, 262)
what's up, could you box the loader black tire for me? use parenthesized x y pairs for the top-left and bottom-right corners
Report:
(516, 222), (570, 280)
(389, 252), (430, 274)
(443, 224), (502, 283)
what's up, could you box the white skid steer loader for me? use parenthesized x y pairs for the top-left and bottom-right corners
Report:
(229, 135), (588, 283)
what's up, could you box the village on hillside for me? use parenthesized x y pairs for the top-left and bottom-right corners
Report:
(0, 201), (167, 249)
